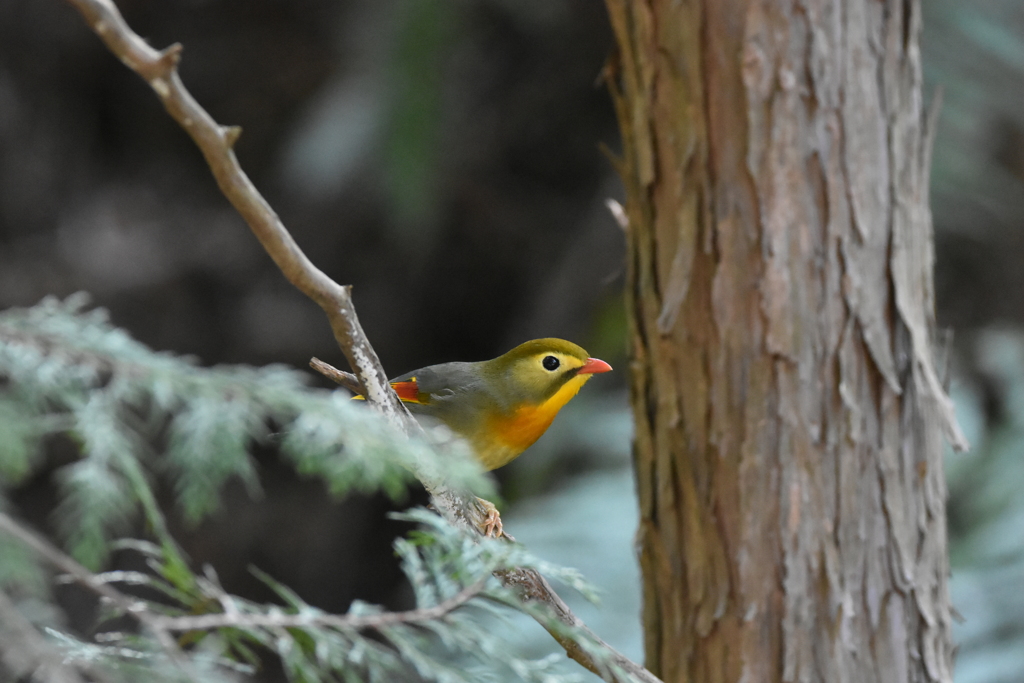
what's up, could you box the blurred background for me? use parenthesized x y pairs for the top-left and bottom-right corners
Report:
(0, 0), (1022, 681)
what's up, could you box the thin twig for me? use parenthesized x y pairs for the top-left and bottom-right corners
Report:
(0, 513), (198, 682)
(310, 357), (363, 394)
(150, 577), (489, 633)
(58, 2), (662, 681)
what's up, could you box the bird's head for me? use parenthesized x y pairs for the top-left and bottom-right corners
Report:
(483, 338), (612, 406)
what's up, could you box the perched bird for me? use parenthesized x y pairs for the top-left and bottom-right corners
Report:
(359, 338), (612, 535)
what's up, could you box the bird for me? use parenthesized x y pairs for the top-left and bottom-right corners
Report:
(357, 338), (612, 536)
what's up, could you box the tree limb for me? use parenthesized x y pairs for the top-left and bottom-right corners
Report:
(58, 2), (662, 681)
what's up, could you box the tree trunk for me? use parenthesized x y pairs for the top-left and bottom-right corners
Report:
(604, 1), (966, 681)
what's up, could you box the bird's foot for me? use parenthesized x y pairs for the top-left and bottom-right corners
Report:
(474, 497), (512, 540)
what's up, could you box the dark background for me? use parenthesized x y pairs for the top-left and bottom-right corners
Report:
(2, 1), (1023, 681)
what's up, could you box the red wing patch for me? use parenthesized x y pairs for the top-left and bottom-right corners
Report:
(390, 379), (422, 403)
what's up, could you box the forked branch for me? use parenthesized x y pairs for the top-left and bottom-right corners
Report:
(58, 1), (661, 681)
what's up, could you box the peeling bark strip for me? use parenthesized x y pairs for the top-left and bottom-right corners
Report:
(605, 1), (962, 682)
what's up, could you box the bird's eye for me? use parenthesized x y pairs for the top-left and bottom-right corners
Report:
(542, 355), (560, 371)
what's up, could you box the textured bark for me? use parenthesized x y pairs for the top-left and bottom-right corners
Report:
(604, 1), (964, 682)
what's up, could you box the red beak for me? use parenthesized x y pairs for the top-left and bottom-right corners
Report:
(578, 357), (613, 375)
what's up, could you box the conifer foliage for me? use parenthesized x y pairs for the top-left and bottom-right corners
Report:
(0, 295), (600, 683)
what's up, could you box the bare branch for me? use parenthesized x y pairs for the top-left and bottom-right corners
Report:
(58, 2), (662, 681)
(61, 0), (407, 426)
(310, 357), (364, 394)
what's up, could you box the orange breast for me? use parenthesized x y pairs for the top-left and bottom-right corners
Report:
(477, 374), (590, 470)
(488, 403), (562, 454)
